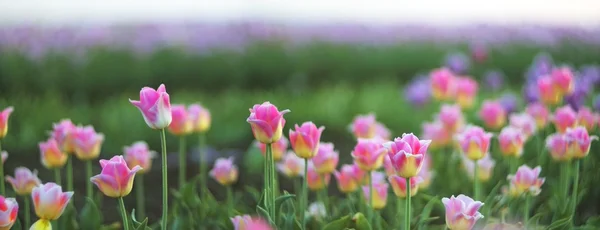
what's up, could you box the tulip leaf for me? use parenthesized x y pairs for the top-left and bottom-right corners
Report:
(256, 205), (273, 225)
(12, 218), (22, 230)
(245, 185), (262, 203)
(79, 197), (102, 230)
(275, 193), (296, 214)
(547, 216), (572, 230)
(586, 216), (600, 227)
(351, 213), (372, 230)
(131, 209), (151, 230)
(323, 215), (351, 230)
(62, 203), (79, 230)
(418, 195), (439, 229)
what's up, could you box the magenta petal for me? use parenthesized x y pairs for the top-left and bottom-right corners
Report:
(248, 119), (274, 138)
(464, 201), (484, 216)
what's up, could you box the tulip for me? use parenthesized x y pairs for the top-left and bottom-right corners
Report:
(362, 182), (388, 210)
(564, 127), (598, 159)
(72, 125), (104, 161)
(305, 163), (330, 191)
(552, 106), (577, 133)
(129, 84), (172, 129)
(508, 165), (545, 196)
(209, 157), (238, 186)
(454, 77), (479, 109)
(168, 104), (192, 136)
(442, 195), (484, 230)
(422, 120), (452, 149)
(333, 165), (359, 193)
(257, 136), (288, 162)
(231, 215), (272, 230)
(509, 113), (537, 139)
(51, 119), (76, 153)
(365, 171), (386, 185)
(39, 138), (68, 169)
(6, 167), (41, 196)
(526, 103), (550, 128)
(349, 114), (377, 139)
(31, 183), (73, 221)
(124, 141), (156, 174)
(383, 155), (395, 176)
(551, 67), (575, 94)
(0, 196), (18, 230)
(90, 155), (142, 198)
(306, 202), (327, 220)
(437, 104), (465, 133)
(384, 133), (431, 178)
(312, 142), (339, 174)
(0, 107), (13, 139)
(546, 133), (571, 161)
(350, 138), (385, 172)
(389, 175), (422, 198)
(537, 76), (563, 105)
(498, 126), (526, 158)
(349, 163), (367, 185)
(479, 100), (506, 130)
(188, 103), (211, 133)
(276, 151), (305, 178)
(247, 102), (290, 144)
(289, 122), (324, 159)
(430, 68), (456, 100)
(576, 107), (598, 132)
(462, 155), (496, 182)
(456, 125), (493, 161)
(417, 155), (434, 189)
(374, 122), (391, 141)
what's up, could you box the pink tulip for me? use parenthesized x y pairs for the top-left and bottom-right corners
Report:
(188, 103), (211, 133)
(367, 171), (387, 185)
(456, 125), (493, 161)
(546, 133), (571, 161)
(498, 126), (526, 158)
(362, 182), (388, 210)
(430, 68), (456, 100)
(168, 104), (192, 136)
(551, 67), (574, 94)
(442, 195), (484, 230)
(210, 157), (238, 186)
(231, 215), (253, 230)
(417, 155), (434, 189)
(437, 104), (465, 133)
(479, 100), (506, 130)
(130, 84), (172, 129)
(351, 138), (387, 171)
(455, 77), (479, 109)
(231, 215), (272, 230)
(39, 138), (68, 169)
(375, 122), (391, 141)
(0, 195), (18, 230)
(0, 107), (13, 139)
(509, 113), (537, 139)
(90, 156), (142, 198)
(508, 165), (545, 196)
(537, 76), (562, 105)
(349, 163), (367, 185)
(72, 126), (104, 161)
(422, 120), (452, 149)
(247, 102), (290, 144)
(51, 119), (76, 153)
(123, 141), (156, 174)
(276, 151), (305, 178)
(257, 136), (288, 162)
(526, 103), (550, 128)
(6, 167), (41, 196)
(312, 142), (339, 174)
(576, 107), (598, 132)
(350, 114), (377, 139)
(462, 155), (495, 182)
(305, 162), (330, 191)
(384, 133), (431, 178)
(389, 175), (422, 198)
(334, 164), (359, 193)
(383, 155), (395, 176)
(564, 126), (598, 159)
(552, 106), (577, 133)
(31, 183), (73, 220)
(289, 122), (324, 159)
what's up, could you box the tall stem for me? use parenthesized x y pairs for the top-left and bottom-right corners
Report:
(319, 174), (329, 218)
(135, 174), (146, 220)
(368, 171), (373, 222)
(66, 156), (74, 191)
(405, 177), (411, 230)
(571, 160), (580, 221)
(265, 143), (275, 222)
(474, 159), (480, 200)
(160, 129), (168, 230)
(509, 156), (518, 173)
(198, 133), (207, 195)
(227, 185), (234, 216)
(347, 193), (356, 214)
(119, 197), (130, 230)
(301, 159), (308, 230)
(396, 197), (402, 229)
(178, 136), (186, 188)
(54, 168), (61, 186)
(0, 140), (4, 195)
(561, 162), (571, 199)
(86, 160), (93, 198)
(24, 196), (31, 228)
(524, 195), (530, 225)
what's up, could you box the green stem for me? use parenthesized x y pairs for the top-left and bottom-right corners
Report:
(294, 177), (301, 208)
(23, 195), (31, 228)
(135, 174), (146, 220)
(54, 168), (61, 186)
(396, 197), (402, 229)
(509, 156), (518, 173)
(0, 140), (4, 195)
(160, 129), (168, 230)
(178, 136), (186, 188)
(375, 210), (381, 230)
(571, 160), (580, 222)
(562, 162), (571, 200)
(66, 156), (74, 191)
(347, 193), (355, 214)
(524, 195), (530, 225)
(198, 133), (207, 196)
(405, 177), (411, 230)
(86, 160), (93, 198)
(368, 171), (373, 223)
(474, 159), (480, 200)
(319, 174), (329, 218)
(118, 197), (130, 230)
(265, 143), (275, 222)
(301, 159), (308, 230)
(227, 185), (234, 216)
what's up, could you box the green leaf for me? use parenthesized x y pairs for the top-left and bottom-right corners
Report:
(323, 215), (351, 230)
(12, 218), (22, 230)
(275, 193), (296, 215)
(351, 213), (372, 230)
(256, 205), (273, 225)
(586, 216), (600, 227)
(131, 209), (150, 230)
(418, 195), (439, 228)
(527, 211), (548, 227)
(80, 197), (103, 230)
(245, 186), (262, 203)
(547, 216), (572, 230)
(62, 203), (79, 230)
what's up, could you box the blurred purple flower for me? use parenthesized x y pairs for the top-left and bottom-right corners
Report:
(483, 70), (504, 91)
(580, 65), (600, 86)
(444, 52), (471, 75)
(499, 92), (519, 114)
(403, 76), (431, 107)
(525, 52), (553, 82)
(523, 82), (540, 104)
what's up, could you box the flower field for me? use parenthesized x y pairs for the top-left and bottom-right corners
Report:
(0, 23), (599, 230)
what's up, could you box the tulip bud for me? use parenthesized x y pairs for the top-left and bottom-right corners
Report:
(289, 122), (324, 159)
(130, 84), (172, 129)
(247, 102), (290, 144)
(90, 156), (142, 198)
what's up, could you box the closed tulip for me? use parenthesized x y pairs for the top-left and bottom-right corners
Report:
(209, 157), (238, 186)
(276, 151), (305, 178)
(456, 125), (493, 161)
(362, 182), (388, 210)
(526, 103), (549, 129)
(384, 133), (431, 178)
(349, 114), (377, 139)
(564, 126), (598, 159)
(130, 84), (172, 129)
(551, 67), (575, 94)
(455, 77), (479, 109)
(442, 195), (484, 230)
(546, 133), (571, 161)
(305, 163), (330, 191)
(498, 126), (526, 158)
(0, 196), (18, 230)
(479, 100), (506, 130)
(51, 119), (76, 153)
(72, 126), (104, 161)
(188, 103), (211, 133)
(351, 138), (387, 171)
(123, 141), (156, 174)
(0, 107), (13, 139)
(247, 102), (290, 144)
(537, 76), (563, 105)
(39, 138), (67, 169)
(430, 68), (456, 101)
(289, 122), (324, 159)
(6, 167), (41, 196)
(552, 106), (577, 133)
(311, 142), (339, 174)
(333, 164), (359, 193)
(168, 104), (192, 136)
(90, 156), (142, 198)
(437, 104), (465, 133)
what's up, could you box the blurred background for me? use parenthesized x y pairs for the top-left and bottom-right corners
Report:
(1, 0), (600, 224)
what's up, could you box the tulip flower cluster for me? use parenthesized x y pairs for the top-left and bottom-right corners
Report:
(430, 68), (480, 109)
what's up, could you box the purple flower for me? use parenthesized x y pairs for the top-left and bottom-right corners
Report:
(403, 76), (431, 107)
(580, 65), (600, 86)
(483, 70), (504, 91)
(499, 92), (519, 114)
(444, 52), (471, 75)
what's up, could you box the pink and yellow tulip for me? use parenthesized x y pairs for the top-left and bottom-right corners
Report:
(462, 155), (496, 182)
(188, 103), (211, 133)
(349, 114), (377, 139)
(276, 151), (305, 178)
(0, 195), (18, 230)
(550, 67), (575, 95)
(333, 164), (359, 193)
(247, 102), (290, 144)
(289, 122), (324, 159)
(123, 141), (156, 174)
(430, 68), (456, 101)
(509, 113), (537, 139)
(51, 119), (76, 153)
(209, 157), (238, 186)
(311, 142), (339, 174)
(546, 133), (571, 161)
(564, 126), (598, 159)
(479, 100), (506, 130)
(552, 106), (577, 133)
(456, 125), (493, 161)
(72, 125), (104, 161)
(526, 103), (550, 129)
(383, 133), (431, 178)
(508, 165), (545, 196)
(0, 107), (13, 139)
(389, 175), (422, 198)
(576, 107), (598, 132)
(257, 136), (288, 162)
(437, 104), (465, 133)
(362, 182), (388, 210)
(351, 138), (387, 171)
(455, 76), (479, 109)
(498, 126), (526, 158)
(422, 120), (452, 150)
(168, 104), (192, 136)
(90, 155), (142, 198)
(129, 84), (172, 129)
(306, 163), (330, 191)
(6, 167), (41, 196)
(231, 215), (272, 230)
(39, 138), (68, 169)
(537, 76), (563, 106)
(31, 183), (73, 220)
(442, 195), (484, 230)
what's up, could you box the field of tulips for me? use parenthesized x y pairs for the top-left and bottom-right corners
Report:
(0, 23), (600, 230)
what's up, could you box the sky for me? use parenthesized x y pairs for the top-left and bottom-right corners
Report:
(0, 0), (599, 27)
